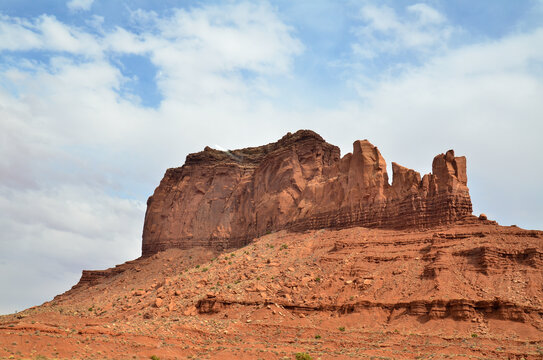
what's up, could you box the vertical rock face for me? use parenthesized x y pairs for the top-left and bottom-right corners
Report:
(142, 130), (472, 256)
(347, 140), (389, 202)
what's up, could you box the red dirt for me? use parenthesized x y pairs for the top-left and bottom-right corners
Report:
(2, 218), (542, 359)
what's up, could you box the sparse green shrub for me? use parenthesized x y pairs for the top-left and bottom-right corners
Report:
(471, 333), (478, 338)
(150, 355), (160, 360)
(315, 277), (321, 282)
(295, 352), (312, 360)
(339, 326), (345, 332)
(195, 264), (200, 269)
(280, 244), (288, 250)
(201, 267), (208, 272)
(314, 334), (321, 339)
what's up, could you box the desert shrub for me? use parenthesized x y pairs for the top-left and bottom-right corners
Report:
(150, 356), (160, 360)
(314, 334), (321, 339)
(295, 352), (312, 360)
(339, 326), (345, 332)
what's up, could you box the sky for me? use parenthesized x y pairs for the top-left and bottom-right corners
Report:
(1, 0), (542, 315)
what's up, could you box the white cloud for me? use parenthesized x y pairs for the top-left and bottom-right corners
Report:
(1, 3), (303, 100)
(0, 14), (101, 55)
(407, 3), (445, 24)
(0, 15), (41, 51)
(67, 0), (94, 12)
(0, 185), (144, 314)
(352, 3), (455, 58)
(131, 2), (303, 102)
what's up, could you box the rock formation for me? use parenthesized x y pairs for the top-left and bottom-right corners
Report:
(4, 130), (542, 360)
(142, 130), (472, 256)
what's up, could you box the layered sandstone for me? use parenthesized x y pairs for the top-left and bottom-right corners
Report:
(142, 130), (472, 256)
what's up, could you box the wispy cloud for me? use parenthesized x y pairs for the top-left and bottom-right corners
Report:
(0, 14), (101, 55)
(67, 0), (94, 12)
(351, 3), (456, 60)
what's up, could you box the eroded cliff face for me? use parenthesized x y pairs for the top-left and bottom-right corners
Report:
(142, 130), (472, 256)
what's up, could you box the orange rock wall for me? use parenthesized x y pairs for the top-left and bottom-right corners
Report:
(142, 130), (472, 256)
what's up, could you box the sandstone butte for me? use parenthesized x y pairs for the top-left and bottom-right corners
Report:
(142, 130), (472, 255)
(1, 130), (542, 360)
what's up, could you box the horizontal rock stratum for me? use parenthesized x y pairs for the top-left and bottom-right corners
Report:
(142, 130), (472, 256)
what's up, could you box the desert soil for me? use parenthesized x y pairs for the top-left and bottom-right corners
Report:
(1, 221), (542, 359)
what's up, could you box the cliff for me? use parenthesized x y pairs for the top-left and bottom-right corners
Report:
(142, 130), (472, 256)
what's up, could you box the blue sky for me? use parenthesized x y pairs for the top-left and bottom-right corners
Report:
(1, 0), (543, 314)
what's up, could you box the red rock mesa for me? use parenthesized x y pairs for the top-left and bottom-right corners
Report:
(142, 130), (472, 256)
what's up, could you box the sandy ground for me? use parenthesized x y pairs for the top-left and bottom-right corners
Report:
(2, 222), (542, 359)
